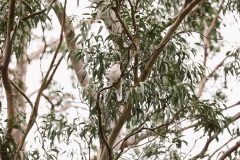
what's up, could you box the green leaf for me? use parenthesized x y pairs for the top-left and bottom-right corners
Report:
(12, 124), (25, 134)
(134, 148), (140, 155)
(167, 18), (174, 23)
(226, 51), (231, 56)
(194, 42), (202, 46)
(97, 26), (103, 35)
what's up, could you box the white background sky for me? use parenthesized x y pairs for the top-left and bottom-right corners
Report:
(1, 1), (240, 159)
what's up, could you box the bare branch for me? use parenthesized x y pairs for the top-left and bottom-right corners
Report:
(184, 135), (205, 160)
(197, 55), (228, 97)
(21, 0), (57, 21)
(44, 55), (64, 89)
(209, 137), (236, 159)
(206, 0), (225, 38)
(223, 100), (240, 110)
(10, 80), (33, 108)
(14, 1), (67, 158)
(191, 136), (215, 159)
(41, 93), (55, 109)
(1, 1), (16, 159)
(138, 0), (202, 82)
(111, 7), (134, 41)
(218, 140), (240, 160)
(203, 20), (209, 66)
(122, 133), (149, 149)
(127, 0), (137, 32)
(52, 1), (90, 87)
(191, 111), (240, 159)
(197, 0), (225, 97)
(2, 0), (16, 135)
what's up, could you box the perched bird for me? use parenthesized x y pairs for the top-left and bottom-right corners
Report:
(109, 61), (122, 101)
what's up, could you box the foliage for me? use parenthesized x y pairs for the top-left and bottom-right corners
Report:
(0, 0), (240, 160)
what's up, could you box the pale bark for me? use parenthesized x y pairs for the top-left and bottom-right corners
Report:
(1, 0), (16, 159)
(11, 39), (28, 144)
(14, 2), (67, 158)
(218, 140), (240, 160)
(197, 0), (225, 97)
(2, 0), (15, 136)
(100, 102), (132, 160)
(138, 0), (203, 82)
(50, 1), (127, 159)
(191, 111), (240, 159)
(51, 1), (90, 87)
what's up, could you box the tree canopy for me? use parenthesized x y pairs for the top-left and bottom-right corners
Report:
(0, 0), (240, 160)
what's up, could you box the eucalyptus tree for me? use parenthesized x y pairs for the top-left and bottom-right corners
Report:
(0, 0), (240, 160)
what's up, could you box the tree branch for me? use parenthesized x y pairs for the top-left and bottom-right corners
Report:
(100, 102), (132, 160)
(10, 80), (33, 108)
(52, 1), (90, 87)
(111, 7), (134, 41)
(197, 0), (225, 97)
(209, 136), (236, 159)
(184, 135), (205, 160)
(121, 133), (149, 149)
(28, 39), (59, 60)
(191, 136), (215, 159)
(191, 111), (240, 159)
(41, 93), (55, 110)
(44, 55), (64, 89)
(197, 56), (228, 97)
(218, 140), (240, 160)
(14, 1), (67, 159)
(223, 100), (240, 110)
(2, 0), (16, 135)
(1, 1), (16, 159)
(21, 0), (57, 21)
(138, 0), (202, 82)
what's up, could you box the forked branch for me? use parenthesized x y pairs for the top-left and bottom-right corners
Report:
(14, 1), (67, 159)
(138, 0), (202, 82)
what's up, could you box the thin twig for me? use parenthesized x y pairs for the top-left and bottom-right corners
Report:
(21, 0), (57, 21)
(184, 135), (204, 160)
(14, 1), (67, 158)
(96, 44), (134, 160)
(218, 139), (240, 160)
(191, 136), (215, 159)
(197, 0), (225, 97)
(209, 136), (236, 159)
(127, 0), (137, 32)
(42, 93), (55, 109)
(44, 55), (64, 89)
(10, 80), (33, 108)
(114, 104), (167, 150)
(223, 100), (240, 111)
(111, 7), (133, 41)
(34, 119), (49, 157)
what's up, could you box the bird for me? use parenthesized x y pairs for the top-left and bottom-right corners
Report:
(109, 61), (122, 101)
